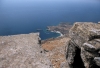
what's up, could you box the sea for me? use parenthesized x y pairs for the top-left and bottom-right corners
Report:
(0, 0), (100, 40)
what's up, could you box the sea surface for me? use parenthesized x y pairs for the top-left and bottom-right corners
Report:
(0, 0), (100, 40)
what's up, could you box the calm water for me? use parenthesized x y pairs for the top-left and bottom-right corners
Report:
(0, 0), (100, 40)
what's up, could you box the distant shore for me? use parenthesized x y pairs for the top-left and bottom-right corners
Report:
(47, 23), (72, 37)
(50, 30), (63, 37)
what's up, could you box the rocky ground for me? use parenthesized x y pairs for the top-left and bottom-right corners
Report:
(0, 22), (100, 68)
(42, 37), (70, 68)
(0, 33), (52, 68)
(41, 23), (72, 68)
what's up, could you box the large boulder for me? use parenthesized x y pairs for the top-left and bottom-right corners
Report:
(66, 22), (100, 68)
(0, 33), (52, 68)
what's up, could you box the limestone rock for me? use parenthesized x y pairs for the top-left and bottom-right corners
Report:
(0, 33), (52, 68)
(66, 22), (100, 68)
(94, 57), (100, 66)
(83, 43), (96, 52)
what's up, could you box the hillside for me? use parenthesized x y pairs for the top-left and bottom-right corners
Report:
(0, 22), (100, 68)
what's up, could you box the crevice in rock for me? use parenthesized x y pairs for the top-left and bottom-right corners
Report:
(91, 63), (100, 68)
(89, 35), (100, 41)
(72, 47), (85, 68)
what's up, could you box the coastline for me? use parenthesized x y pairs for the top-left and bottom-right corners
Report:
(50, 30), (63, 37)
(47, 23), (72, 37)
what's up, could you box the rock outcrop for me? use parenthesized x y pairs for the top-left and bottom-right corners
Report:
(0, 33), (52, 68)
(0, 22), (100, 68)
(66, 22), (100, 68)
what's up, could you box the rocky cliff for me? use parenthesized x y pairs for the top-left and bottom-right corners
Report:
(66, 22), (100, 68)
(0, 22), (100, 68)
(0, 33), (52, 68)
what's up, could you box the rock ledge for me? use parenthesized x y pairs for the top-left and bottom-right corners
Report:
(0, 33), (52, 68)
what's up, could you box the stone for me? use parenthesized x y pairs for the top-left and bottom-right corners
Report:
(0, 33), (52, 68)
(83, 43), (96, 52)
(94, 57), (100, 66)
(66, 22), (100, 68)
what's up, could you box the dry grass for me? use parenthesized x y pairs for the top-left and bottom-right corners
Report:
(42, 37), (70, 68)
(42, 37), (69, 51)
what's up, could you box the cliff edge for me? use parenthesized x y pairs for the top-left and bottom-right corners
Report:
(0, 22), (100, 68)
(0, 33), (52, 68)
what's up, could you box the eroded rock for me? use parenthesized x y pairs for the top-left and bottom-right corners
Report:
(94, 57), (100, 66)
(67, 22), (100, 68)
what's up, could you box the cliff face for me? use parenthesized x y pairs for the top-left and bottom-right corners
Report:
(0, 33), (52, 68)
(66, 22), (100, 68)
(0, 22), (100, 68)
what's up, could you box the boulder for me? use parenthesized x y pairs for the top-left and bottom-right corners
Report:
(66, 22), (100, 68)
(94, 57), (100, 66)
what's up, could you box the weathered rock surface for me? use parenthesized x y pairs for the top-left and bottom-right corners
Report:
(0, 33), (52, 68)
(66, 22), (100, 68)
(94, 57), (100, 66)
(1, 22), (100, 68)
(42, 37), (70, 68)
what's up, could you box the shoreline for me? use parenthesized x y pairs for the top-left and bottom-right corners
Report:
(50, 30), (63, 37)
(47, 23), (72, 37)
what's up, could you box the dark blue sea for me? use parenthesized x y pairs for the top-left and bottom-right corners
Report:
(0, 0), (100, 40)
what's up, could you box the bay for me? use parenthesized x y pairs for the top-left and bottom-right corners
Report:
(0, 0), (100, 40)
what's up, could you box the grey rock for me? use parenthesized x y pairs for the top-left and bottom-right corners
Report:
(60, 62), (69, 68)
(66, 22), (100, 68)
(83, 43), (96, 52)
(98, 51), (100, 54)
(94, 57), (100, 66)
(0, 33), (52, 68)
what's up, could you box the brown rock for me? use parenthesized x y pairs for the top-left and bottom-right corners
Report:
(42, 37), (70, 68)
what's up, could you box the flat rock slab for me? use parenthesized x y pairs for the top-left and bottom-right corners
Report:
(0, 33), (52, 68)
